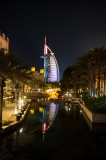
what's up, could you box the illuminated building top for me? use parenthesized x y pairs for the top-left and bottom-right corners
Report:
(0, 32), (9, 54)
(40, 69), (44, 73)
(31, 67), (36, 72)
(30, 67), (44, 81)
(43, 37), (60, 82)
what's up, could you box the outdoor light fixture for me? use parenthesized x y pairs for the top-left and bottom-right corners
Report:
(30, 110), (34, 114)
(15, 107), (17, 115)
(19, 127), (23, 133)
(39, 107), (43, 113)
(21, 100), (24, 106)
(80, 110), (82, 113)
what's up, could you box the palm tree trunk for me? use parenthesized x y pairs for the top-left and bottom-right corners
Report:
(15, 89), (18, 115)
(98, 66), (100, 97)
(19, 89), (22, 110)
(23, 85), (25, 93)
(104, 72), (106, 96)
(93, 82), (96, 97)
(93, 72), (96, 97)
(74, 84), (76, 98)
(89, 82), (92, 96)
(0, 78), (4, 127)
(90, 73), (94, 97)
(101, 74), (104, 96)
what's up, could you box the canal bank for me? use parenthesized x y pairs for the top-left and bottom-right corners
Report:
(0, 103), (30, 136)
(76, 101), (106, 123)
(69, 100), (106, 133)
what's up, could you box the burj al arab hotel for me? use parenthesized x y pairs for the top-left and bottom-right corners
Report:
(41, 37), (60, 82)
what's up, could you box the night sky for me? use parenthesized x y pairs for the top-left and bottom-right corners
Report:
(1, 0), (106, 79)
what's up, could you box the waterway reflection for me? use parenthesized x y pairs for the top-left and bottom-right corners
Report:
(0, 102), (106, 159)
(41, 103), (59, 141)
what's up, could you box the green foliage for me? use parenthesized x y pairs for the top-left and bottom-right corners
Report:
(82, 96), (106, 113)
(60, 66), (77, 91)
(0, 50), (37, 88)
(61, 47), (106, 97)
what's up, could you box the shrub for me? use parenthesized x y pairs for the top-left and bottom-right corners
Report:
(82, 96), (106, 113)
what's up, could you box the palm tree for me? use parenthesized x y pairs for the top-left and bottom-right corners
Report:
(39, 81), (47, 94)
(61, 66), (74, 93)
(73, 54), (92, 97)
(61, 47), (106, 99)
(102, 65), (106, 96)
(61, 66), (82, 98)
(72, 47), (106, 97)
(89, 47), (106, 97)
(74, 50), (98, 97)
(0, 50), (36, 126)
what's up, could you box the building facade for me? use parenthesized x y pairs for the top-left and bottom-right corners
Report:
(24, 67), (44, 93)
(0, 32), (9, 54)
(43, 37), (60, 82)
(31, 67), (44, 81)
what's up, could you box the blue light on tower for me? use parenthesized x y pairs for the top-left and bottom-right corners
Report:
(41, 37), (60, 82)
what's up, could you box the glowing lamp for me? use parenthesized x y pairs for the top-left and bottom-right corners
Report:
(21, 100), (24, 106)
(40, 69), (44, 73)
(20, 127), (23, 133)
(30, 109), (34, 114)
(39, 107), (43, 113)
(31, 67), (35, 72)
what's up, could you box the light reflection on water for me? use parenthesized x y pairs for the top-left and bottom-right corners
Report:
(0, 103), (59, 154)
(42, 103), (59, 141)
(0, 102), (106, 159)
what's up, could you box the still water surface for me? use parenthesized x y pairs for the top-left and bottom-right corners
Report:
(0, 102), (106, 160)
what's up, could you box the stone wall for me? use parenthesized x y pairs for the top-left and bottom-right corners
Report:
(80, 102), (106, 123)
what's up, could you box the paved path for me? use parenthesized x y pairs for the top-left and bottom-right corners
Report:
(2, 103), (21, 122)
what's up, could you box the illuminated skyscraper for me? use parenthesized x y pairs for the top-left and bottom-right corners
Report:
(41, 37), (60, 82)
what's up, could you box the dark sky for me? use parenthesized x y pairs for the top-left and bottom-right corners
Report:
(1, 0), (106, 79)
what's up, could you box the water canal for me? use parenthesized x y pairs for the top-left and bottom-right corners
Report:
(0, 101), (106, 160)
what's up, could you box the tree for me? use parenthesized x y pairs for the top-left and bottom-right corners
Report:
(0, 50), (36, 126)
(61, 66), (81, 98)
(39, 81), (48, 93)
(74, 51), (96, 97)
(61, 47), (106, 98)
(88, 47), (106, 97)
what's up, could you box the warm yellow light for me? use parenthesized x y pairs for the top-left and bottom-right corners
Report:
(46, 88), (61, 99)
(39, 107), (43, 113)
(31, 67), (35, 72)
(40, 69), (44, 73)
(30, 109), (34, 114)
(21, 100), (24, 106)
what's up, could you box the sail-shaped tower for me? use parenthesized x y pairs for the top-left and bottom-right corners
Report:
(42, 37), (60, 82)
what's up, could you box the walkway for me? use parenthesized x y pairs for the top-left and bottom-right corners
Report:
(2, 103), (21, 122)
